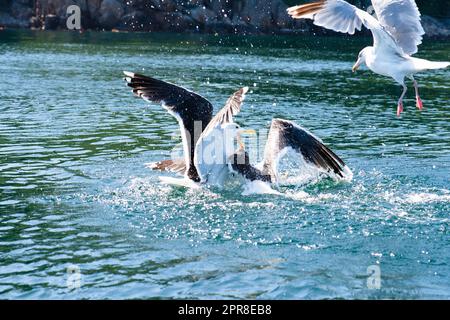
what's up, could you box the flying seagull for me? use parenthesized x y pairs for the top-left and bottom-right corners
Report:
(287, 0), (450, 116)
(124, 72), (351, 189)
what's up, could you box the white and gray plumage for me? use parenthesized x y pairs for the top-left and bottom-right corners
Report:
(287, 0), (450, 116)
(124, 71), (249, 185)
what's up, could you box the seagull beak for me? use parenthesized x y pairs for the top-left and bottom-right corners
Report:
(352, 58), (362, 73)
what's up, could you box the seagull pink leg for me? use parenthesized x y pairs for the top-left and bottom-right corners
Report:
(397, 84), (407, 117)
(413, 79), (423, 111)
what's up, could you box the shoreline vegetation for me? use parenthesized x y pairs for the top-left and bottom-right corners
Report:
(0, 0), (450, 38)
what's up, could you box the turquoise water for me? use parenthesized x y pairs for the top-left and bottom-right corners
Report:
(0, 30), (449, 299)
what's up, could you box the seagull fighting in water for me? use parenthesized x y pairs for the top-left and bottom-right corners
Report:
(123, 72), (351, 191)
(228, 118), (353, 186)
(287, 0), (450, 116)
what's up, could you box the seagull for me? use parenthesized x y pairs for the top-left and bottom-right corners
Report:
(229, 118), (353, 187)
(287, 0), (450, 116)
(124, 72), (352, 190)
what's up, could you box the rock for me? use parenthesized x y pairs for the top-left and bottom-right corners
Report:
(178, 0), (204, 8)
(44, 14), (60, 30)
(238, 0), (278, 31)
(204, 0), (229, 15)
(11, 2), (33, 22)
(45, 0), (88, 16)
(421, 15), (450, 38)
(35, 0), (92, 29)
(98, 0), (125, 29)
(272, 2), (293, 29)
(30, 16), (41, 29)
(157, 0), (178, 12)
(189, 6), (217, 25)
(87, 0), (102, 18)
(124, 0), (161, 13)
(0, 12), (31, 28)
(118, 11), (155, 31)
(205, 19), (235, 34)
(1, 0), (449, 36)
(231, 21), (258, 35)
(161, 12), (196, 32)
(236, 0), (304, 32)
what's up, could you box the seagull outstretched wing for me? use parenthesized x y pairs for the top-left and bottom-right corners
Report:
(262, 119), (351, 182)
(287, 0), (403, 55)
(371, 0), (425, 55)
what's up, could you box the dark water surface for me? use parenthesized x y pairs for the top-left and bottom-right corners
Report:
(0, 30), (449, 299)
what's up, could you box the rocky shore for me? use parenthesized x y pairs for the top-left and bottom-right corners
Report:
(1, 0), (449, 38)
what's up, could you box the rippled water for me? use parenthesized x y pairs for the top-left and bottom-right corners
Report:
(0, 30), (449, 299)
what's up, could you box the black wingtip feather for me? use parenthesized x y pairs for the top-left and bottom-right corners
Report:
(266, 119), (349, 179)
